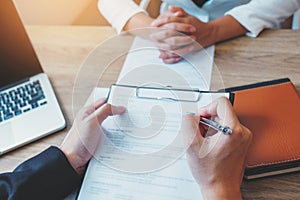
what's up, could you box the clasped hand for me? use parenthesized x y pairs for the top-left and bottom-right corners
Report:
(150, 6), (216, 63)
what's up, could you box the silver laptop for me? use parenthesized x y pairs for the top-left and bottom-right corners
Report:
(0, 0), (66, 155)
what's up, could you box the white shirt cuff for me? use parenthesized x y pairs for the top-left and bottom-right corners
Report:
(225, 9), (264, 37)
(99, 0), (147, 33)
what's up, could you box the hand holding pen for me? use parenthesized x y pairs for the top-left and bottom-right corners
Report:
(182, 97), (252, 199)
(199, 117), (232, 135)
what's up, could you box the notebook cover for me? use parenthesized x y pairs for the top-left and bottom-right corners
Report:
(225, 78), (300, 179)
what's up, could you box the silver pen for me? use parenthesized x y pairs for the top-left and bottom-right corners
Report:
(199, 117), (232, 135)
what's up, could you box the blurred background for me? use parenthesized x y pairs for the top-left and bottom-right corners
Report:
(13, 0), (299, 29)
(13, 0), (161, 26)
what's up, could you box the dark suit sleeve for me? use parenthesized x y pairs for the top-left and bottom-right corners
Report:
(0, 146), (82, 200)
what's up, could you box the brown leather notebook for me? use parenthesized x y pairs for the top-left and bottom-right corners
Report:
(225, 78), (300, 179)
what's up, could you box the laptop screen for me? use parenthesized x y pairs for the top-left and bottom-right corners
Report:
(0, 0), (43, 90)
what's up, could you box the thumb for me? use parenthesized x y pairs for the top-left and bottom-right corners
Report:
(91, 104), (126, 124)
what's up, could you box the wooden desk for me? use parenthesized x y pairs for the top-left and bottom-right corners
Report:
(0, 26), (299, 199)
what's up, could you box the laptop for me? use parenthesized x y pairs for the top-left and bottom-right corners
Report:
(0, 0), (66, 155)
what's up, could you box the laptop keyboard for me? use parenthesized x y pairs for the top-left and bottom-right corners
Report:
(0, 80), (47, 123)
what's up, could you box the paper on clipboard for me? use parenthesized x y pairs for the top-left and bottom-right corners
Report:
(78, 86), (231, 200)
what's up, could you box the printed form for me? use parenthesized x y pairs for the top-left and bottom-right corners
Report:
(78, 87), (229, 200)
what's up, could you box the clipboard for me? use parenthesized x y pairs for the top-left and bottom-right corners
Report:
(105, 84), (233, 135)
(107, 84), (235, 104)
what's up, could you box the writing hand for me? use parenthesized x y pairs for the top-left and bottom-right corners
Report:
(182, 97), (252, 199)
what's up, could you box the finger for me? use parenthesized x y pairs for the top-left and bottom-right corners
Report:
(82, 98), (107, 118)
(157, 38), (196, 57)
(156, 42), (177, 52)
(162, 23), (196, 33)
(163, 35), (196, 49)
(152, 17), (196, 33)
(93, 98), (107, 110)
(168, 44), (195, 56)
(159, 49), (187, 64)
(91, 104), (126, 124)
(168, 6), (187, 16)
(159, 51), (180, 59)
(151, 15), (180, 27)
(198, 116), (210, 136)
(159, 50), (182, 63)
(151, 13), (184, 27)
(215, 98), (238, 126)
(151, 29), (179, 42)
(198, 97), (240, 132)
(162, 57), (182, 64)
(198, 97), (234, 119)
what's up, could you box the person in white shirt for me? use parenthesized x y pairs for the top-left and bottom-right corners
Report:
(99, 0), (300, 63)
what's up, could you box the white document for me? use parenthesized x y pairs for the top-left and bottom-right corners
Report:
(78, 87), (231, 200)
(117, 37), (214, 91)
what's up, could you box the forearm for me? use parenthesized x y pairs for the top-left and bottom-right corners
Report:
(123, 12), (154, 31)
(208, 15), (248, 46)
(99, 0), (150, 33)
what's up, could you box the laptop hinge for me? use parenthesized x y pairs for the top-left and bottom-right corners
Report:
(0, 78), (30, 92)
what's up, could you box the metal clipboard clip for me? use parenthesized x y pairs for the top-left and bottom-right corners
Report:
(108, 84), (204, 103)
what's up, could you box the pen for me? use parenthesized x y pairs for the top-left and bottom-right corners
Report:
(199, 117), (232, 135)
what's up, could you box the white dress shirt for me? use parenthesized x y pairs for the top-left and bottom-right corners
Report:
(98, 0), (300, 37)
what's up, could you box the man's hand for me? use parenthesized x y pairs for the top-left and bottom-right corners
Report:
(60, 99), (125, 174)
(182, 97), (252, 199)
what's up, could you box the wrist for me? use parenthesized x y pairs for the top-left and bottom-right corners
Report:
(201, 183), (242, 200)
(209, 15), (248, 44)
(206, 21), (219, 46)
(195, 21), (218, 48)
(60, 146), (86, 175)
